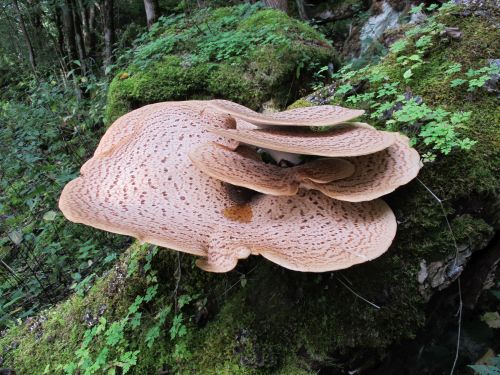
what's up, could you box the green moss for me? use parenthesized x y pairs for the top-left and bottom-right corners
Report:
(105, 73), (136, 124)
(280, 7), (499, 363)
(4, 7), (499, 375)
(105, 4), (336, 124)
(373, 13), (499, 197)
(207, 64), (261, 109)
(237, 9), (327, 42)
(105, 56), (214, 123)
(287, 98), (314, 110)
(0, 243), (150, 374)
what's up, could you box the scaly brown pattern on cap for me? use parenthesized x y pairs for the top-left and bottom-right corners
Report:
(207, 99), (365, 127)
(189, 142), (355, 196)
(209, 120), (396, 157)
(59, 102), (397, 273)
(304, 134), (421, 202)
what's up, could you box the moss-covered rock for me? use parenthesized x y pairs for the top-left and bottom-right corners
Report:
(2, 4), (498, 375)
(105, 3), (337, 124)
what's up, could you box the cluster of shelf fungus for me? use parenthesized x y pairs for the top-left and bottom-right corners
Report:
(59, 100), (421, 273)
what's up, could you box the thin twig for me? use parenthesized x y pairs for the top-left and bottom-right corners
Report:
(417, 178), (462, 375)
(219, 264), (258, 299)
(336, 276), (381, 309)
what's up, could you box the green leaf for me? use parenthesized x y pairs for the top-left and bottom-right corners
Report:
(144, 285), (158, 303)
(178, 294), (193, 309)
(106, 321), (125, 346)
(118, 350), (140, 374)
(128, 296), (144, 315)
(481, 312), (500, 329)
(130, 312), (142, 329)
(145, 325), (161, 348)
(450, 78), (467, 87)
(403, 69), (413, 80)
(240, 277), (247, 287)
(88, 347), (108, 373)
(468, 364), (500, 375)
(390, 39), (408, 54)
(445, 63), (462, 75)
(43, 210), (57, 221)
(410, 3), (424, 14)
(8, 230), (23, 245)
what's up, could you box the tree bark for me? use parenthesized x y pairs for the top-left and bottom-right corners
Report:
(143, 0), (160, 30)
(263, 0), (288, 12)
(54, 5), (65, 57)
(295, 0), (308, 19)
(102, 0), (114, 68)
(61, 0), (78, 64)
(70, 0), (87, 74)
(11, 0), (37, 74)
(26, 0), (43, 33)
(76, 0), (91, 53)
(88, 2), (96, 56)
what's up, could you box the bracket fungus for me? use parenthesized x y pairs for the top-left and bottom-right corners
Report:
(207, 99), (365, 127)
(59, 99), (420, 273)
(208, 120), (397, 157)
(189, 142), (355, 196)
(301, 133), (421, 202)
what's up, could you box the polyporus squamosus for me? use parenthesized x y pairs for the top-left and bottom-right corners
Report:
(189, 143), (355, 196)
(207, 99), (365, 127)
(207, 120), (396, 157)
(59, 100), (420, 273)
(192, 131), (420, 202)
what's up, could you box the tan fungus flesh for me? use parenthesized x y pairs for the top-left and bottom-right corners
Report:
(303, 133), (421, 202)
(59, 102), (396, 273)
(189, 142), (355, 196)
(209, 120), (396, 157)
(207, 99), (365, 127)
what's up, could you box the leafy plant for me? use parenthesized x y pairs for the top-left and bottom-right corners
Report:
(446, 63), (499, 91)
(469, 356), (500, 375)
(312, 1), (482, 161)
(0, 76), (130, 327)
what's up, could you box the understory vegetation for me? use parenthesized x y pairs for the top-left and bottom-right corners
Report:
(0, 80), (130, 326)
(0, 1), (499, 374)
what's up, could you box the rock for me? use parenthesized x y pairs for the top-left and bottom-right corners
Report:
(359, 1), (401, 56)
(484, 59), (500, 94)
(409, 10), (427, 24)
(440, 26), (462, 39)
(417, 260), (428, 284)
(105, 4), (337, 124)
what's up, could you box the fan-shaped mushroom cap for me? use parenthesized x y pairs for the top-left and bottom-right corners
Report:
(189, 142), (355, 196)
(94, 101), (238, 158)
(207, 99), (365, 127)
(197, 192), (397, 272)
(209, 120), (396, 157)
(303, 133), (421, 202)
(60, 102), (396, 273)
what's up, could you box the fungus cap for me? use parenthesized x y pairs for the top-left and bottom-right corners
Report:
(207, 99), (365, 127)
(303, 133), (421, 202)
(189, 142), (355, 196)
(59, 102), (397, 273)
(209, 120), (396, 157)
